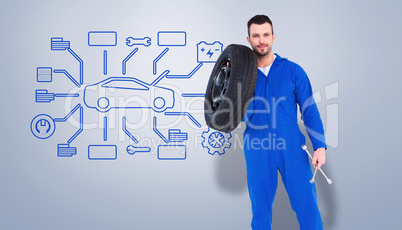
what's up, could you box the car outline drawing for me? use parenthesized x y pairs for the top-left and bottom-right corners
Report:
(84, 72), (175, 113)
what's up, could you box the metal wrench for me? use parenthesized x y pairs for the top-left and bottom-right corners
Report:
(301, 145), (333, 184)
(126, 37), (151, 47)
(310, 167), (318, 183)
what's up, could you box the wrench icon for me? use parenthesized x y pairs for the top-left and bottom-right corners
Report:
(126, 37), (151, 47)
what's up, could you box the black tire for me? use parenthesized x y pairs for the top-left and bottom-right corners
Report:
(204, 44), (258, 132)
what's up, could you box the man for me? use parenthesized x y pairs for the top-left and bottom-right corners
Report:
(242, 15), (327, 230)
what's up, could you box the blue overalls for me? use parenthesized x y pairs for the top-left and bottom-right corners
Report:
(242, 54), (327, 230)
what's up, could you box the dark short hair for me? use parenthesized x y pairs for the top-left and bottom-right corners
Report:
(247, 15), (274, 36)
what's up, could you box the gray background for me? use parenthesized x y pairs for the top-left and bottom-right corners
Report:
(1, 0), (401, 229)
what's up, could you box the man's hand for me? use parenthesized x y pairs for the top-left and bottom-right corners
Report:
(312, 148), (326, 170)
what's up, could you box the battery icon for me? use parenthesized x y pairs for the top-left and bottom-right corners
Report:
(197, 41), (223, 63)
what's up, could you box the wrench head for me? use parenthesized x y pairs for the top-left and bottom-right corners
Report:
(142, 37), (151, 46)
(127, 145), (135, 154)
(126, 37), (135, 46)
(301, 145), (307, 150)
(144, 37), (151, 46)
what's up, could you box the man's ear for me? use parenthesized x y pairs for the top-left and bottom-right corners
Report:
(272, 34), (276, 42)
(247, 36), (251, 45)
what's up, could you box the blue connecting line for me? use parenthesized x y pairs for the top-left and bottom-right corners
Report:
(53, 69), (80, 87)
(164, 112), (202, 128)
(51, 104), (83, 144)
(122, 116), (138, 143)
(54, 93), (79, 97)
(153, 116), (168, 143)
(153, 48), (169, 75)
(103, 50), (107, 75)
(122, 48), (139, 75)
(54, 104), (81, 122)
(150, 70), (170, 86)
(166, 62), (203, 79)
(67, 48), (83, 85)
(181, 93), (205, 97)
(103, 116), (107, 141)
(67, 106), (83, 144)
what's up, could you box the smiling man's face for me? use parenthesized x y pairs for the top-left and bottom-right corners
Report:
(247, 22), (275, 57)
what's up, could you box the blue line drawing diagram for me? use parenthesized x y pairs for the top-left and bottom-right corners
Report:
(31, 114), (56, 139)
(181, 93), (205, 97)
(164, 112), (202, 128)
(122, 48), (139, 75)
(168, 129), (188, 142)
(126, 37), (151, 47)
(166, 63), (203, 79)
(197, 41), (223, 63)
(88, 31), (117, 46)
(57, 144), (77, 157)
(35, 89), (79, 103)
(53, 69), (81, 87)
(201, 128), (232, 155)
(103, 50), (107, 75)
(33, 32), (225, 161)
(88, 145), (117, 160)
(51, 37), (84, 85)
(157, 145), (186, 160)
(37, 67), (52, 82)
(153, 48), (169, 75)
(122, 116), (138, 144)
(83, 70), (174, 113)
(153, 116), (168, 143)
(127, 146), (151, 155)
(157, 31), (186, 46)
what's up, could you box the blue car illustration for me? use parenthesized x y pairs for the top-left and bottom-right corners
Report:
(84, 71), (175, 113)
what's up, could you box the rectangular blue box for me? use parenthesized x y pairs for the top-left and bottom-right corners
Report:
(157, 145), (186, 160)
(157, 31), (186, 46)
(88, 31), (117, 46)
(88, 145), (117, 160)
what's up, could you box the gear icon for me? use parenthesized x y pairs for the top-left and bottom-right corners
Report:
(201, 128), (232, 155)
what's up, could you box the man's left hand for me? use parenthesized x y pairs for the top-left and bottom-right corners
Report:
(312, 148), (326, 170)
